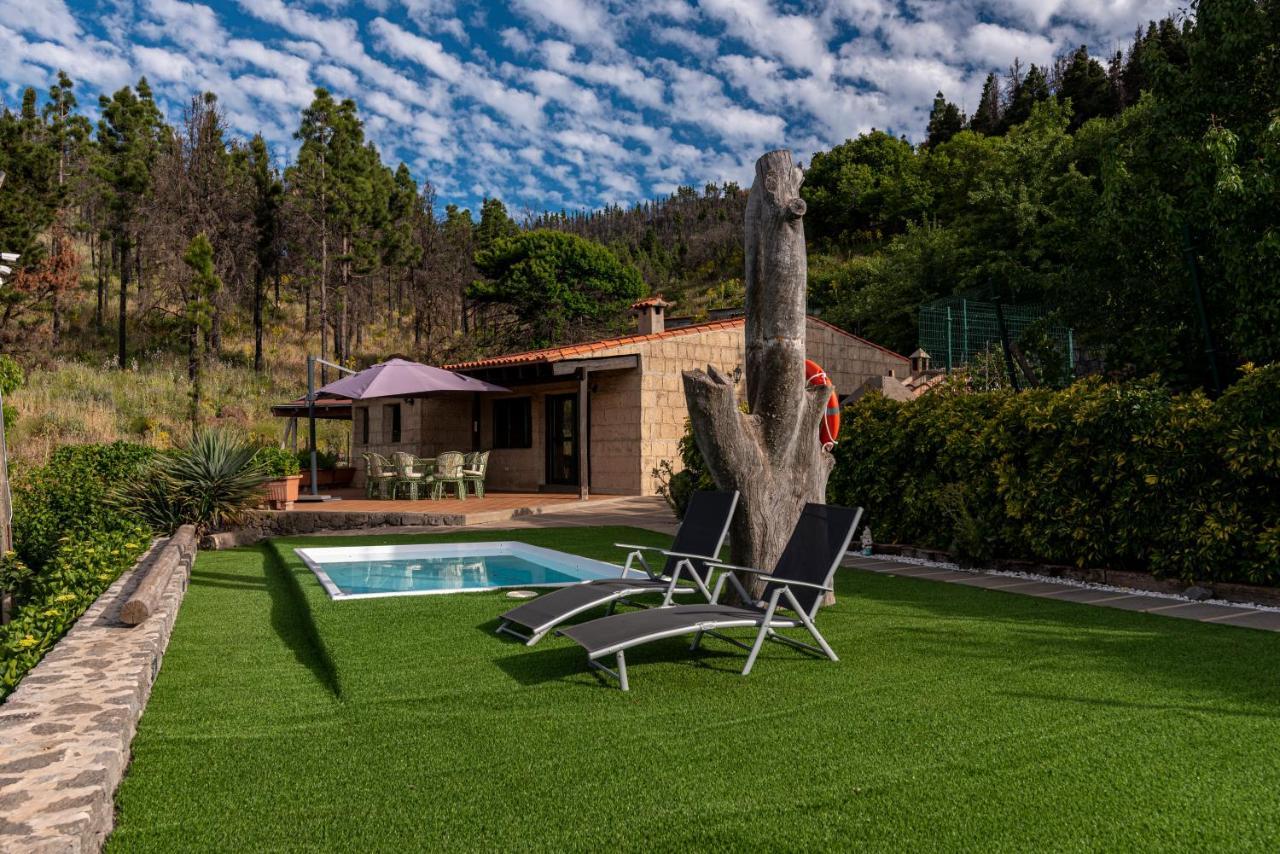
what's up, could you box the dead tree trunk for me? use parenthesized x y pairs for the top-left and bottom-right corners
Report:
(682, 150), (834, 592)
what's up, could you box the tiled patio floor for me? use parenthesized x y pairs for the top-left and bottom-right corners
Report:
(293, 488), (612, 514)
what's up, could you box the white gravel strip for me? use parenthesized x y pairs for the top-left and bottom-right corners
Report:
(849, 551), (1280, 614)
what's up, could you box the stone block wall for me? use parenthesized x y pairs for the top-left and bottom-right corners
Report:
(0, 527), (197, 853)
(806, 317), (911, 396)
(349, 317), (906, 497)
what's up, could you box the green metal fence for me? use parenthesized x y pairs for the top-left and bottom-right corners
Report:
(918, 297), (1074, 372)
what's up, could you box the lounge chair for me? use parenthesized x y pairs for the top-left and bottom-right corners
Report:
(495, 490), (739, 645)
(557, 503), (863, 691)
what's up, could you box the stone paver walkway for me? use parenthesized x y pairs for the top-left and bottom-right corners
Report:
(843, 554), (1280, 632)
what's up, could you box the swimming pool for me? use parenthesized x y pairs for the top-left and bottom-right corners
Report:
(294, 542), (638, 600)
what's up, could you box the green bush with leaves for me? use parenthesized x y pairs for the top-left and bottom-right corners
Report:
(255, 445), (300, 478)
(12, 441), (155, 570)
(1, 522), (149, 699)
(116, 429), (268, 534)
(0, 353), (22, 431)
(828, 365), (1280, 585)
(296, 447), (339, 471)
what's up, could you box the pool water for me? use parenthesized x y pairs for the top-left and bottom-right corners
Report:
(295, 541), (634, 600)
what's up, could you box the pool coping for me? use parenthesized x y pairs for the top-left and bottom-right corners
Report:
(294, 540), (643, 600)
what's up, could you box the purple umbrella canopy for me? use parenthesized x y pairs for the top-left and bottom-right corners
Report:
(314, 358), (509, 400)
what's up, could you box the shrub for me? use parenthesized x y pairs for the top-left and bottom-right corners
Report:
(0, 353), (22, 431)
(296, 447), (339, 470)
(256, 445), (301, 478)
(116, 428), (268, 534)
(652, 419), (714, 517)
(12, 441), (155, 570)
(1, 523), (149, 699)
(827, 365), (1280, 586)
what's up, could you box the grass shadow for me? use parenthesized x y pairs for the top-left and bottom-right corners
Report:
(260, 544), (342, 700)
(490, 628), (742, 689)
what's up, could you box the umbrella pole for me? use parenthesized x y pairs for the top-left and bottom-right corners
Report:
(307, 355), (319, 497)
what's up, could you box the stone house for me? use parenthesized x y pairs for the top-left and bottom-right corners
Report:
(352, 300), (909, 496)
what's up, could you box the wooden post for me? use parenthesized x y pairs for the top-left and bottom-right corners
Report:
(682, 150), (834, 591)
(577, 368), (589, 500)
(0, 386), (11, 624)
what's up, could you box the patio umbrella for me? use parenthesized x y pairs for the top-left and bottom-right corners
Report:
(314, 358), (509, 399)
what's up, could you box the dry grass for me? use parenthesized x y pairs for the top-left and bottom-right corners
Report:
(7, 350), (348, 468)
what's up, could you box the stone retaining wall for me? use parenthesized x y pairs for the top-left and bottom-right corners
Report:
(0, 527), (197, 853)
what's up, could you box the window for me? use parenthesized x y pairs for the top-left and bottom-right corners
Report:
(359, 407), (370, 445)
(492, 397), (532, 449)
(383, 403), (401, 444)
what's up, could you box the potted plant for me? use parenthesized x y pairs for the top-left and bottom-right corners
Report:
(257, 446), (302, 510)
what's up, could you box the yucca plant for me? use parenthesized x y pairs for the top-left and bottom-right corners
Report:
(116, 429), (269, 533)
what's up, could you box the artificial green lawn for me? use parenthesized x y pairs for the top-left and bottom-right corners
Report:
(109, 526), (1280, 851)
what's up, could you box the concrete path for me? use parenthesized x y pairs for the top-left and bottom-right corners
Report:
(843, 554), (1280, 633)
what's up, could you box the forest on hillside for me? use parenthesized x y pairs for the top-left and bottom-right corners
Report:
(0, 0), (1273, 395)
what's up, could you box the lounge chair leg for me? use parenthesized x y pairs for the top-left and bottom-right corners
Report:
(617, 651), (629, 692)
(741, 625), (771, 676)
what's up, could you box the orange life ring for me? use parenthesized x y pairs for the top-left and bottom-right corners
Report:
(804, 359), (840, 451)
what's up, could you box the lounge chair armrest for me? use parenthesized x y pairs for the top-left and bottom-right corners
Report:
(705, 560), (767, 575)
(659, 550), (716, 562)
(613, 543), (670, 553)
(705, 562), (833, 592)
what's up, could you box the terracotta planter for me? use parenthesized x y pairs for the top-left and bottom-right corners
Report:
(265, 474), (302, 510)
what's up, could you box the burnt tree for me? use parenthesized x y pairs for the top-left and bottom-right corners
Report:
(682, 150), (835, 591)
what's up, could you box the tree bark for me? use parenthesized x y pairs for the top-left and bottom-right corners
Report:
(117, 239), (129, 368)
(253, 267), (264, 372)
(681, 150), (834, 596)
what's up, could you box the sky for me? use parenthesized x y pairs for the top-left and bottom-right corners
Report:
(0, 0), (1184, 214)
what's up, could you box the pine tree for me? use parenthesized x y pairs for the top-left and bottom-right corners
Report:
(1003, 64), (1051, 129)
(925, 91), (964, 147)
(970, 73), (1003, 135)
(96, 79), (164, 367)
(246, 134), (281, 372)
(475, 197), (519, 253)
(181, 233), (222, 429)
(1058, 46), (1115, 128)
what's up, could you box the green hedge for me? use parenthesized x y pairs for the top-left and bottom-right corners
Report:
(3, 441), (156, 699)
(1, 523), (150, 698)
(828, 365), (1280, 585)
(12, 441), (155, 570)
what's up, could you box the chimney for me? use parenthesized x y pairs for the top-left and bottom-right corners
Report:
(909, 348), (931, 375)
(631, 295), (673, 335)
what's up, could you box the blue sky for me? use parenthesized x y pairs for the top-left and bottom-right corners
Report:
(0, 1), (1182, 213)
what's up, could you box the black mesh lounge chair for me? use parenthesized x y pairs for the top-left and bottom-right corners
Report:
(557, 503), (863, 691)
(495, 490), (739, 646)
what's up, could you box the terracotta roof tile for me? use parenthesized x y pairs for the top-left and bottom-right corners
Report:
(443, 316), (904, 371)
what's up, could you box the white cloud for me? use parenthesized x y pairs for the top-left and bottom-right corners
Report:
(654, 27), (718, 57)
(140, 0), (227, 55)
(540, 40), (665, 108)
(700, 0), (834, 78)
(964, 23), (1058, 69)
(370, 17), (464, 82)
(511, 0), (615, 48)
(0, 0), (81, 44)
(500, 27), (534, 54)
(315, 64), (359, 91)
(133, 45), (195, 83)
(0, 0), (1184, 211)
